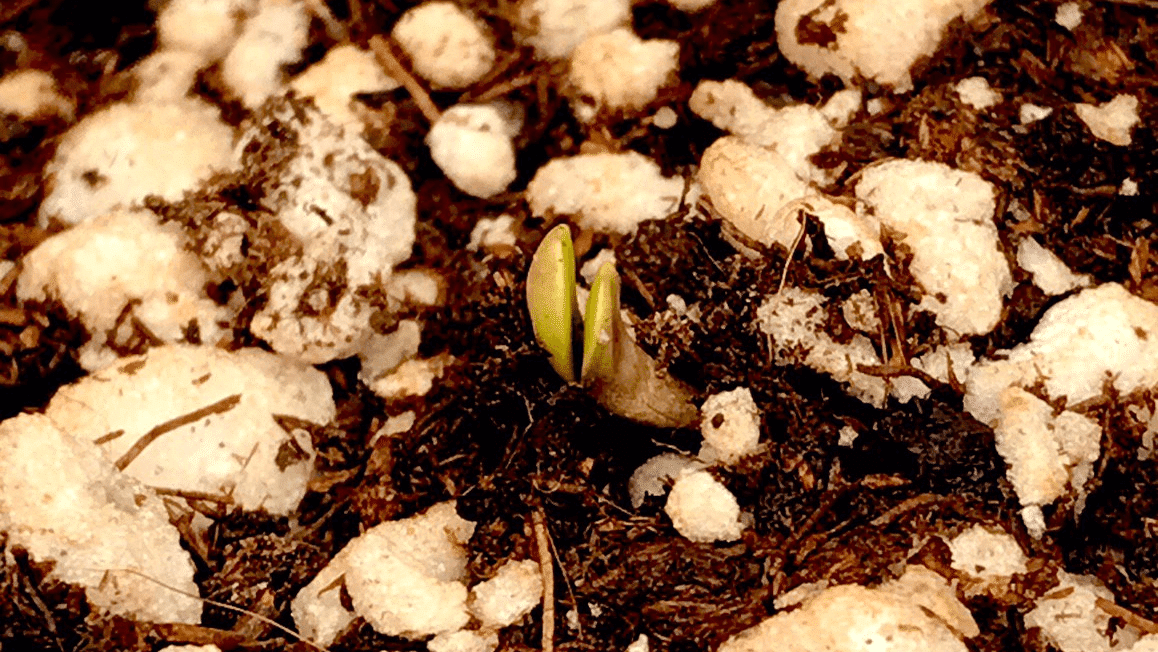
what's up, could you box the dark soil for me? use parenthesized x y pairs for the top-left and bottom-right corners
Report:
(2, 0), (1157, 651)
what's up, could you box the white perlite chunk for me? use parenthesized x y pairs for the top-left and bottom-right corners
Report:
(1055, 2), (1082, 30)
(689, 80), (840, 182)
(291, 540), (359, 644)
(469, 559), (543, 628)
(43, 345), (335, 515)
(964, 285), (1158, 534)
(428, 629), (500, 652)
(580, 248), (617, 285)
(720, 566), (977, 652)
(625, 634), (651, 652)
(290, 44), (400, 133)
(291, 503), (474, 644)
(664, 470), (744, 542)
(652, 106), (678, 128)
(947, 525), (1028, 584)
(697, 130), (881, 258)
(526, 152), (682, 234)
(628, 452), (704, 508)
(841, 289), (879, 333)
(1025, 572), (1137, 652)
(1020, 103), (1053, 124)
(221, 0), (309, 108)
(518, 0), (630, 59)
(955, 77), (1001, 110)
(17, 209), (233, 371)
(392, 2), (495, 89)
(567, 29), (679, 118)
(756, 287), (888, 406)
(428, 103), (518, 198)
(699, 387), (761, 465)
(468, 214), (517, 251)
(964, 284), (1158, 426)
(1016, 237), (1091, 296)
(132, 50), (206, 103)
(890, 343), (976, 404)
(0, 413), (201, 624)
(0, 68), (74, 121)
(1075, 94), (1140, 146)
(359, 319), (423, 389)
(158, 0), (254, 61)
(295, 502), (476, 641)
(807, 196), (884, 260)
(697, 136), (809, 248)
(855, 159), (1012, 336)
(775, 0), (993, 90)
(39, 99), (236, 227)
(234, 97), (417, 363)
(819, 88), (863, 128)
(367, 356), (451, 399)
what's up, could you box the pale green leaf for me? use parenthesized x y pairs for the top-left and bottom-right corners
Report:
(581, 261), (620, 383)
(526, 224), (577, 382)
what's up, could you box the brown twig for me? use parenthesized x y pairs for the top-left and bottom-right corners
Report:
(13, 552), (64, 652)
(1095, 597), (1158, 635)
(467, 72), (537, 104)
(93, 430), (124, 445)
(857, 362), (946, 393)
(777, 206), (809, 294)
(770, 484), (849, 595)
(369, 35), (442, 124)
(115, 394), (242, 470)
(151, 487), (235, 504)
(869, 494), (943, 528)
(532, 509), (555, 652)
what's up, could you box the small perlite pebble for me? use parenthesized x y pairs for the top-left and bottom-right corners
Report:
(526, 152), (682, 234)
(17, 210), (233, 371)
(157, 0), (254, 61)
(292, 502), (476, 644)
(1074, 94), (1140, 146)
(0, 413), (203, 625)
(652, 106), (678, 129)
(718, 566), (978, 652)
(947, 525), (1028, 585)
(220, 0), (309, 108)
(1020, 103), (1053, 124)
(290, 44), (400, 132)
(0, 68), (74, 120)
(38, 99), (237, 227)
(1055, 1), (1082, 30)
(518, 0), (630, 59)
(468, 559), (543, 628)
(393, 1), (495, 89)
(428, 104), (519, 198)
(699, 387), (761, 465)
(567, 28), (679, 119)
(775, 0), (993, 91)
(955, 76), (1001, 111)
(664, 470), (744, 542)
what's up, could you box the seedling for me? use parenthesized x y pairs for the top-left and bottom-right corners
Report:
(527, 226), (697, 428)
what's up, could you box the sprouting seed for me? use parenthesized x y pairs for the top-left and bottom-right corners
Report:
(526, 224), (577, 382)
(526, 227), (697, 428)
(581, 261), (619, 383)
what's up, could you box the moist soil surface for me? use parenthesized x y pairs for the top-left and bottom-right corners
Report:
(2, 0), (1158, 650)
